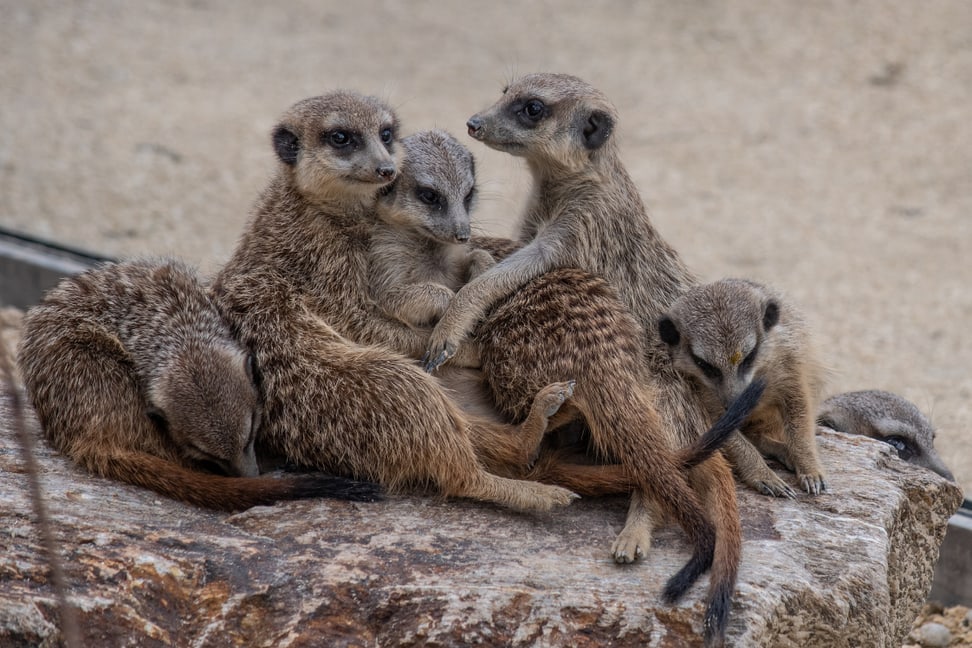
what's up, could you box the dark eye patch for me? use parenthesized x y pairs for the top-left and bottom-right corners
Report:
(740, 345), (759, 372)
(416, 187), (442, 207)
(692, 354), (723, 381)
(883, 436), (916, 461)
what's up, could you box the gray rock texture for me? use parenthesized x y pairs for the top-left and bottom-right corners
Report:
(0, 367), (962, 647)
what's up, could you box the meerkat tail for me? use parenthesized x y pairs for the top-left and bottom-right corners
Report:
(679, 378), (767, 470)
(680, 455), (741, 648)
(97, 451), (381, 510)
(526, 451), (633, 496)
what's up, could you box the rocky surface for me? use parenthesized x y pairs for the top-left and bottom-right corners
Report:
(906, 604), (972, 648)
(0, 367), (962, 647)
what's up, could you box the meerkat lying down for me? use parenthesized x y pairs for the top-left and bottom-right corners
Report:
(818, 389), (955, 481)
(18, 258), (379, 510)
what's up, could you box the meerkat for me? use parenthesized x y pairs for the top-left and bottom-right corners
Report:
(16, 258), (379, 510)
(659, 278), (827, 496)
(422, 73), (768, 646)
(818, 390), (955, 481)
(367, 128), (584, 472)
(209, 91), (578, 512)
(369, 129), (498, 328)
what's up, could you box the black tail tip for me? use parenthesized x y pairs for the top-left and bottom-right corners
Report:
(662, 554), (711, 603)
(703, 583), (732, 648)
(299, 475), (384, 502)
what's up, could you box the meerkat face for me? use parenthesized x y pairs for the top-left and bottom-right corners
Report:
(271, 91), (399, 205)
(148, 345), (261, 478)
(466, 73), (618, 173)
(376, 129), (478, 244)
(818, 390), (955, 481)
(660, 280), (779, 409)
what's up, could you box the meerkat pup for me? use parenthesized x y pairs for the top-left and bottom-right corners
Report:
(17, 258), (379, 510)
(659, 278), (827, 496)
(368, 128), (578, 472)
(369, 129), (498, 328)
(210, 92), (577, 512)
(818, 390), (954, 481)
(423, 73), (763, 646)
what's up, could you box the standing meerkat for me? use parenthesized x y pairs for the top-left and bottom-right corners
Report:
(210, 91), (577, 512)
(659, 278), (827, 496)
(422, 73), (766, 646)
(17, 258), (378, 510)
(818, 390), (955, 481)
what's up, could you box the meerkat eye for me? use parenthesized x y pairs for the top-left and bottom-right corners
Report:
(463, 188), (476, 211)
(416, 187), (441, 206)
(692, 354), (723, 381)
(523, 99), (545, 121)
(739, 347), (759, 372)
(380, 127), (394, 146)
(328, 131), (351, 148)
(883, 436), (915, 461)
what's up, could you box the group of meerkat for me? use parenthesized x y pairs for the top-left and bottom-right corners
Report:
(14, 73), (954, 648)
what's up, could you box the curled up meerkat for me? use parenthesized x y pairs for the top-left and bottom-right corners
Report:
(17, 258), (379, 510)
(659, 278), (827, 496)
(210, 91), (578, 512)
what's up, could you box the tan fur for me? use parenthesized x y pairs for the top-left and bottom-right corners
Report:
(17, 258), (376, 510)
(818, 389), (954, 481)
(210, 92), (577, 512)
(425, 73), (753, 646)
(661, 278), (827, 495)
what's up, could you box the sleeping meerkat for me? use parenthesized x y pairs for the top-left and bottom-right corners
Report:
(17, 258), (379, 510)
(423, 73), (762, 647)
(210, 91), (577, 512)
(818, 390), (954, 481)
(659, 278), (827, 496)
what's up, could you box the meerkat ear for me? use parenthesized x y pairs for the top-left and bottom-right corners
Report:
(658, 316), (681, 346)
(581, 109), (615, 150)
(145, 405), (168, 430)
(272, 125), (300, 166)
(762, 300), (780, 331)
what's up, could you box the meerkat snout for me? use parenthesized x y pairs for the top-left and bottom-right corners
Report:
(376, 163), (396, 181)
(467, 116), (485, 139)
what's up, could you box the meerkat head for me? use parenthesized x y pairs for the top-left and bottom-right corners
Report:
(375, 129), (478, 244)
(466, 73), (618, 174)
(271, 91), (399, 205)
(818, 390), (955, 481)
(147, 343), (261, 478)
(660, 279), (780, 409)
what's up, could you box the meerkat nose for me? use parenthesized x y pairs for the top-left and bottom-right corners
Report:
(376, 164), (396, 180)
(467, 116), (485, 138)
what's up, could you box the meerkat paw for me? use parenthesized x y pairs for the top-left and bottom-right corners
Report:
(797, 472), (827, 495)
(535, 380), (576, 418)
(525, 483), (580, 511)
(751, 473), (798, 499)
(612, 526), (652, 564)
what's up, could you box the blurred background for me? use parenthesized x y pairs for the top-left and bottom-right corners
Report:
(1, 0), (970, 494)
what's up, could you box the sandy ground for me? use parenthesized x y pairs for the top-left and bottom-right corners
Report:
(1, 1), (970, 497)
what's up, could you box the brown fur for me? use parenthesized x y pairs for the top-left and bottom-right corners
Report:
(209, 92), (577, 512)
(425, 73), (753, 646)
(17, 258), (377, 510)
(661, 278), (827, 495)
